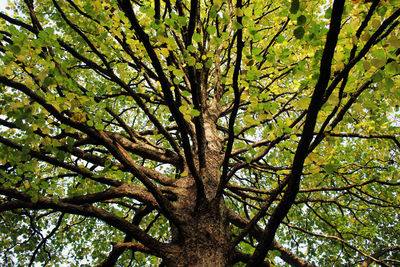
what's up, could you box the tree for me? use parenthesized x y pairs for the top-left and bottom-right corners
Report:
(0, 0), (399, 265)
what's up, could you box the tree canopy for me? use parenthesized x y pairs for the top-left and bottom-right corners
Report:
(0, 0), (400, 266)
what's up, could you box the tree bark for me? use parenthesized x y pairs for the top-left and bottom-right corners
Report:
(164, 200), (232, 267)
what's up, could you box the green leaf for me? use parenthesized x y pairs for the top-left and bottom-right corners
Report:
(209, 5), (219, 18)
(372, 70), (384, 82)
(297, 15), (306, 25)
(294, 27), (305, 39)
(205, 58), (213, 68)
(1, 1), (399, 266)
(324, 7), (332, 19)
(190, 109), (200, 117)
(207, 26), (217, 35)
(179, 105), (187, 113)
(43, 77), (55, 87)
(186, 56), (196, 66)
(38, 30), (49, 40)
(290, 0), (300, 14)
(9, 45), (21, 54)
(195, 62), (203, 69)
(193, 33), (202, 43)
(177, 16), (187, 26)
(249, 27), (258, 36)
(383, 78), (394, 90)
(187, 45), (196, 52)
(270, 250), (281, 257)
(181, 90), (191, 97)
(233, 20), (243, 30)
(95, 124), (104, 130)
(276, 35), (285, 43)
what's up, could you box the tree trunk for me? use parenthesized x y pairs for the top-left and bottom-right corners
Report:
(163, 147), (232, 266)
(165, 200), (232, 266)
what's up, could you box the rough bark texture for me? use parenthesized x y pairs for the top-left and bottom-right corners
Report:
(165, 200), (232, 266)
(164, 118), (231, 266)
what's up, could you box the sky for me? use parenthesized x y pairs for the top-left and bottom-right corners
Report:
(0, 0), (8, 12)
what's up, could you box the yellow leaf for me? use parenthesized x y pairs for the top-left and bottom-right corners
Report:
(236, 8), (243, 17)
(92, 1), (101, 10)
(16, 54), (25, 61)
(160, 48), (169, 57)
(24, 182), (30, 189)
(157, 35), (167, 44)
(37, 70), (48, 81)
(310, 165), (321, 174)
(72, 111), (86, 123)
(269, 131), (276, 140)
(353, 103), (363, 113)
(258, 113), (268, 121)
(25, 78), (34, 88)
(333, 61), (344, 72)
(53, 102), (61, 112)
(42, 136), (51, 145)
(4, 67), (13, 76)
(360, 33), (370, 42)
(352, 36), (358, 46)
(388, 36), (400, 48)
(371, 58), (386, 69)
(371, 19), (381, 29)
(327, 94), (339, 106)
(363, 61), (371, 71)
(240, 91), (249, 101)
(42, 128), (51, 135)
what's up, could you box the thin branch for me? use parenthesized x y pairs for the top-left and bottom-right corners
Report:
(0, 187), (169, 256)
(286, 222), (388, 266)
(98, 242), (155, 267)
(28, 213), (65, 267)
(227, 209), (315, 267)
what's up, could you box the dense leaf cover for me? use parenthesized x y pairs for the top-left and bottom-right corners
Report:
(0, 0), (400, 266)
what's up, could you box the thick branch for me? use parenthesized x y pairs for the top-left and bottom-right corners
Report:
(62, 183), (158, 207)
(0, 135), (121, 187)
(95, 131), (182, 226)
(217, 0), (244, 197)
(117, 0), (206, 201)
(185, 0), (199, 47)
(0, 187), (168, 256)
(227, 210), (315, 267)
(246, 1), (345, 265)
(0, 12), (38, 34)
(106, 132), (181, 167)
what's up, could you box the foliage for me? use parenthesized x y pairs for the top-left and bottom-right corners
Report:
(0, 0), (400, 266)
